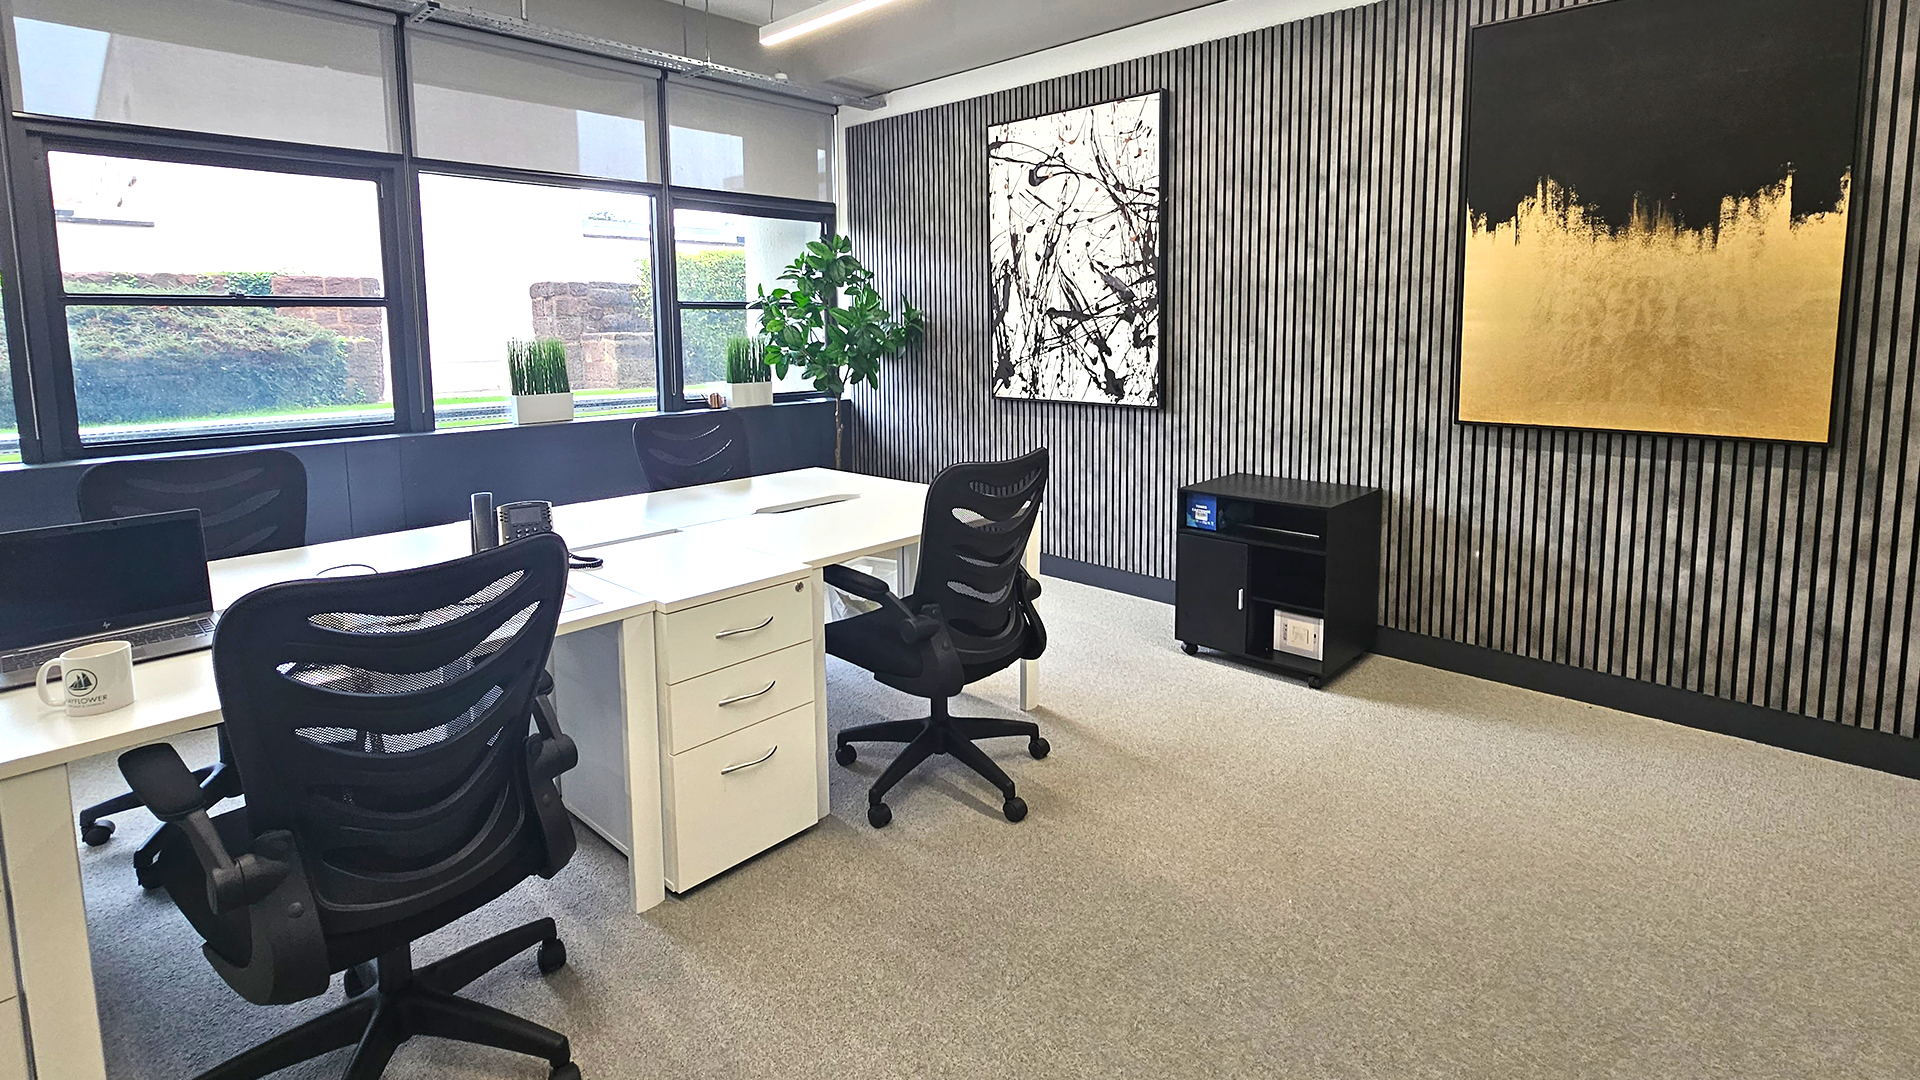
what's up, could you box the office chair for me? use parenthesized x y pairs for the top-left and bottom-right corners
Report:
(76, 449), (309, 878)
(632, 409), (748, 490)
(118, 533), (584, 1080)
(826, 448), (1051, 827)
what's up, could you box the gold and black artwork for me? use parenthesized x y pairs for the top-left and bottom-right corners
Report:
(1458, 0), (1870, 442)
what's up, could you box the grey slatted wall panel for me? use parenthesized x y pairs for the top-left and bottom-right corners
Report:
(845, 0), (1920, 736)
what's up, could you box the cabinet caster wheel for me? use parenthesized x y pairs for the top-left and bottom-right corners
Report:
(344, 962), (375, 998)
(1307, 677), (1323, 690)
(1181, 642), (1199, 656)
(1003, 796), (1028, 823)
(550, 1064), (582, 1080)
(538, 938), (568, 976)
(1028, 736), (1050, 759)
(82, 822), (114, 847)
(836, 743), (857, 766)
(867, 802), (892, 828)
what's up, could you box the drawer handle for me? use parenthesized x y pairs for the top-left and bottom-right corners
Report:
(720, 744), (778, 775)
(718, 680), (777, 707)
(715, 615), (775, 639)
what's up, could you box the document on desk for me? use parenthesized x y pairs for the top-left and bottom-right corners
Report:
(563, 579), (601, 613)
(755, 493), (858, 515)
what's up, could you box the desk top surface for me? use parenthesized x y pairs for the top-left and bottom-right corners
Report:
(0, 468), (928, 780)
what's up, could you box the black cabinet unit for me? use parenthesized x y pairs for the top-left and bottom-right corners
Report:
(1174, 474), (1381, 688)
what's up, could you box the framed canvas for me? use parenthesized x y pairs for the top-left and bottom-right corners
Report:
(1457, 0), (1872, 443)
(989, 91), (1165, 407)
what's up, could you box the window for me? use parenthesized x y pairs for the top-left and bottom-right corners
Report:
(667, 82), (834, 201)
(672, 206), (825, 401)
(419, 173), (660, 426)
(11, 0), (398, 151)
(47, 150), (396, 448)
(409, 31), (659, 182)
(0, 3), (842, 464)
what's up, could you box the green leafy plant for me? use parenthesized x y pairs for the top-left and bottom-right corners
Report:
(758, 235), (922, 398)
(758, 235), (922, 464)
(725, 336), (769, 384)
(507, 337), (571, 396)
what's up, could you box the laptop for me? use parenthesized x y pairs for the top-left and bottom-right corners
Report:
(0, 510), (218, 691)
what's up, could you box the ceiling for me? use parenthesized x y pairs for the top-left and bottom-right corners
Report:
(668, 0), (1235, 95)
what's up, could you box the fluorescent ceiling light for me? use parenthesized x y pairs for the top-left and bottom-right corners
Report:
(760, 0), (904, 47)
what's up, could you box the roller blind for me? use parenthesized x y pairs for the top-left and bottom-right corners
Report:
(409, 30), (659, 183)
(667, 82), (834, 202)
(11, 0), (398, 152)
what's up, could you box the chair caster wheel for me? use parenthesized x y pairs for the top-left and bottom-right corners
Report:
(836, 744), (857, 766)
(81, 822), (114, 847)
(550, 1063), (582, 1080)
(344, 962), (375, 998)
(1181, 642), (1198, 656)
(1003, 796), (1028, 823)
(538, 938), (568, 976)
(1029, 736), (1050, 759)
(867, 802), (892, 828)
(135, 861), (163, 890)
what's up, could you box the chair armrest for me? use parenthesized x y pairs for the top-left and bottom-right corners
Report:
(824, 563), (941, 642)
(119, 743), (294, 914)
(1018, 568), (1042, 602)
(119, 741), (209, 821)
(823, 563), (891, 600)
(525, 691), (579, 878)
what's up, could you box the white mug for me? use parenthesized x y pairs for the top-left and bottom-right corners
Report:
(37, 640), (136, 717)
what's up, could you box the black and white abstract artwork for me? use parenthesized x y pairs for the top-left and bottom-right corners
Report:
(989, 92), (1163, 406)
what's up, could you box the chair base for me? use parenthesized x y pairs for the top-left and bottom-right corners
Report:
(192, 918), (577, 1080)
(835, 697), (1049, 827)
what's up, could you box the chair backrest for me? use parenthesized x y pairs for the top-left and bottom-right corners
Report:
(78, 449), (308, 559)
(209, 534), (570, 936)
(908, 448), (1050, 670)
(633, 410), (748, 491)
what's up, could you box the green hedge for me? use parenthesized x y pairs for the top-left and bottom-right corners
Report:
(69, 306), (358, 426)
(632, 250), (752, 384)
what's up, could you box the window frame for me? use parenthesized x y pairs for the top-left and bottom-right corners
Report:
(0, 3), (842, 465)
(666, 188), (835, 408)
(412, 158), (668, 428)
(7, 119), (424, 460)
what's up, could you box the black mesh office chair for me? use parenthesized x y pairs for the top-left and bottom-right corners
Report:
(76, 449), (309, 879)
(825, 449), (1051, 828)
(118, 533), (583, 1080)
(632, 410), (748, 490)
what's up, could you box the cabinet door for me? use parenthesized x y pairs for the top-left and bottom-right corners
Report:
(1175, 532), (1249, 654)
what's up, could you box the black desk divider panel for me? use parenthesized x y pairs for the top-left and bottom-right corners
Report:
(1175, 474), (1381, 688)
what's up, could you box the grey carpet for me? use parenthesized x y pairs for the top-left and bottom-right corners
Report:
(71, 578), (1920, 1079)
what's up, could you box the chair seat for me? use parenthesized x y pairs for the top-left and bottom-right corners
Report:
(825, 607), (926, 682)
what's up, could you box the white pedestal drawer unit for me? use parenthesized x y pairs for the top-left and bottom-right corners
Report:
(655, 576), (819, 890)
(571, 531), (825, 894)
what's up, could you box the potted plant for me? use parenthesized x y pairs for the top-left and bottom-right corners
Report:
(506, 337), (574, 425)
(724, 335), (773, 407)
(758, 234), (923, 466)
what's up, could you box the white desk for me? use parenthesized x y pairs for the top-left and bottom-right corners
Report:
(0, 466), (1044, 1080)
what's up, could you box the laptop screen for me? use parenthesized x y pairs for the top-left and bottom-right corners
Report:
(0, 511), (213, 652)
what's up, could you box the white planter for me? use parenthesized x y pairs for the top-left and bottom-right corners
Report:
(726, 382), (774, 408)
(508, 391), (574, 425)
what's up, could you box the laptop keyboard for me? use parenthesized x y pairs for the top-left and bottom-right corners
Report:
(1, 617), (217, 674)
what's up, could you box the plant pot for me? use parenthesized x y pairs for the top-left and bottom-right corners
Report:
(726, 382), (774, 408)
(508, 391), (574, 425)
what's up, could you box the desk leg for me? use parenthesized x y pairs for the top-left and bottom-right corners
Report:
(810, 568), (831, 821)
(0, 766), (108, 1080)
(1020, 520), (1041, 712)
(896, 543), (919, 595)
(618, 616), (665, 914)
